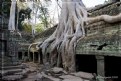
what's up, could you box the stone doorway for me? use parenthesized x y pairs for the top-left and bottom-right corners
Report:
(76, 55), (97, 74)
(34, 52), (39, 62)
(25, 52), (28, 56)
(18, 52), (22, 60)
(30, 52), (33, 61)
(105, 56), (121, 81)
(39, 49), (43, 64)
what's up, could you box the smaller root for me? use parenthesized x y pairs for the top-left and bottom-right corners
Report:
(86, 13), (121, 24)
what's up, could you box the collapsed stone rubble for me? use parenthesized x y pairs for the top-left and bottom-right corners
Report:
(1, 62), (96, 81)
(34, 67), (95, 81)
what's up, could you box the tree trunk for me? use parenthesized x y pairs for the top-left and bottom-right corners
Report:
(40, 0), (87, 72)
(8, 0), (16, 31)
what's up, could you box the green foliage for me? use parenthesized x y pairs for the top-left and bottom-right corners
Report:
(33, 1), (50, 28)
(19, 0), (50, 33)
(22, 22), (32, 33)
(38, 7), (50, 27)
(17, 0), (28, 10)
(35, 23), (45, 33)
(22, 21), (44, 33)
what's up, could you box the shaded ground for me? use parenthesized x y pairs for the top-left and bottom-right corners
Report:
(21, 62), (41, 81)
(20, 62), (95, 81)
(22, 72), (37, 81)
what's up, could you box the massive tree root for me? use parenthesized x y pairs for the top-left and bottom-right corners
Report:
(39, 0), (87, 72)
(39, 0), (121, 72)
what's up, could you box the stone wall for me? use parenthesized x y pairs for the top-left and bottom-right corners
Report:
(31, 25), (57, 43)
(88, 2), (121, 16)
(76, 2), (121, 56)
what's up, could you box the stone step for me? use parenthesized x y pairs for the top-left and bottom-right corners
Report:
(2, 74), (24, 81)
(0, 65), (22, 70)
(0, 69), (23, 76)
(0, 62), (21, 67)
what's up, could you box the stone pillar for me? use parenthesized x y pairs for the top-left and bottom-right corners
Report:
(1, 43), (5, 67)
(33, 52), (34, 62)
(28, 51), (30, 61)
(96, 56), (105, 77)
(22, 52), (25, 60)
(38, 52), (40, 63)
(16, 52), (19, 60)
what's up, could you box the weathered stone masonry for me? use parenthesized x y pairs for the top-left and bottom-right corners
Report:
(76, 2), (121, 79)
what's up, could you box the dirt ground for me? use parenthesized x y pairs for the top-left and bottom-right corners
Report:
(21, 62), (41, 81)
(22, 72), (37, 81)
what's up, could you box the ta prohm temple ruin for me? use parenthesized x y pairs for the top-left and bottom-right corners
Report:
(0, 0), (121, 81)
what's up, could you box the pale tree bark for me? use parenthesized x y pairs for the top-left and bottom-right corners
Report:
(39, 0), (87, 72)
(8, 0), (16, 31)
(86, 13), (121, 24)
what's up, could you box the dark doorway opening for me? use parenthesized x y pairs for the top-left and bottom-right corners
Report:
(105, 56), (121, 81)
(18, 52), (22, 60)
(76, 55), (97, 74)
(0, 40), (7, 56)
(25, 52), (28, 56)
(34, 52), (38, 62)
(39, 49), (43, 64)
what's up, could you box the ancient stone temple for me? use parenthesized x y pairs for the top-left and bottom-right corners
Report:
(0, 0), (121, 81)
(29, 1), (121, 81)
(0, 1), (21, 80)
(0, 0), (32, 80)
